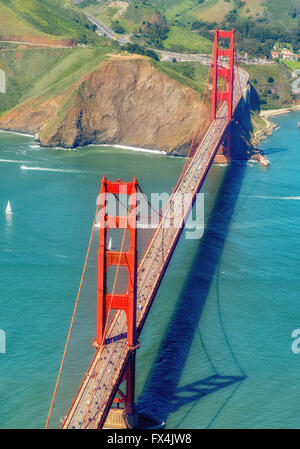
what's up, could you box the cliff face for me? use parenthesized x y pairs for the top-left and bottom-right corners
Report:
(0, 56), (210, 154)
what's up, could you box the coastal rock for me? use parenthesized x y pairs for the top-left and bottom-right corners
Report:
(251, 153), (270, 167)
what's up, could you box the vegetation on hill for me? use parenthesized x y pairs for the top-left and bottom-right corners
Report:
(240, 62), (295, 110)
(153, 60), (209, 97)
(0, 44), (114, 116)
(0, 0), (105, 44)
(0, 0), (298, 121)
(78, 0), (300, 56)
(74, 0), (299, 110)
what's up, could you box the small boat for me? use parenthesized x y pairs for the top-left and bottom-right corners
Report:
(5, 200), (12, 214)
(297, 121), (300, 128)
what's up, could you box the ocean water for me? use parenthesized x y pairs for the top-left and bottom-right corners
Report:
(0, 111), (300, 429)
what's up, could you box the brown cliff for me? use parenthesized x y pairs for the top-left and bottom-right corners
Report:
(0, 56), (210, 154)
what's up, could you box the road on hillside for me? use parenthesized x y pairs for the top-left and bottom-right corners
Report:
(84, 13), (129, 45)
(157, 49), (211, 64)
(83, 9), (276, 67)
(84, 12), (213, 64)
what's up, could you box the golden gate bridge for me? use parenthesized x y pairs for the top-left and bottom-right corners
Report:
(45, 29), (249, 429)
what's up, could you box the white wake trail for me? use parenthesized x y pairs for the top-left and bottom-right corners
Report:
(21, 165), (92, 174)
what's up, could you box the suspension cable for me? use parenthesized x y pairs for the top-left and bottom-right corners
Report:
(45, 191), (101, 429)
(82, 201), (133, 428)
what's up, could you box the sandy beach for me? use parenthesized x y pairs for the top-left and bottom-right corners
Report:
(260, 105), (300, 118)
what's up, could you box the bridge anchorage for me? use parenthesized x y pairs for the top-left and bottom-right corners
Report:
(46, 28), (247, 430)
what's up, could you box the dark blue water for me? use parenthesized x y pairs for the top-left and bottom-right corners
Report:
(136, 112), (300, 429)
(0, 112), (300, 428)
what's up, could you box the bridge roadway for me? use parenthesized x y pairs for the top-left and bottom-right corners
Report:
(62, 67), (249, 429)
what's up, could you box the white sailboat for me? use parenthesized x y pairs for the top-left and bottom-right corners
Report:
(5, 200), (12, 214)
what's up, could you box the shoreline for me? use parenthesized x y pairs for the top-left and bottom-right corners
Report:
(253, 104), (300, 149)
(0, 129), (34, 138)
(96, 143), (167, 155)
(0, 129), (167, 155)
(2, 104), (299, 162)
(260, 105), (300, 118)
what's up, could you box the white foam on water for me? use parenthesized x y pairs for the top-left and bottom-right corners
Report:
(51, 146), (78, 151)
(0, 159), (31, 164)
(0, 130), (34, 138)
(20, 165), (92, 174)
(252, 195), (300, 200)
(95, 144), (167, 155)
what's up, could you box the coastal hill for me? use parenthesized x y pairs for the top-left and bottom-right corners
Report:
(0, 54), (210, 153)
(39, 56), (210, 153)
(0, 0), (298, 154)
(0, 0), (211, 154)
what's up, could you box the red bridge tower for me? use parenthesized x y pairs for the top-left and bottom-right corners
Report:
(211, 29), (235, 162)
(95, 175), (139, 428)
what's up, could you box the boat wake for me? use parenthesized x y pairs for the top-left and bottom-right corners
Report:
(0, 158), (32, 164)
(20, 165), (91, 174)
(252, 195), (300, 200)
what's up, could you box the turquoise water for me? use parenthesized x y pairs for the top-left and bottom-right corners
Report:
(0, 111), (300, 429)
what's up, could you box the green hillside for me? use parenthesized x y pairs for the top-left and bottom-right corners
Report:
(0, 0), (103, 44)
(79, 0), (214, 53)
(241, 62), (295, 110)
(0, 43), (115, 116)
(78, 0), (300, 55)
(0, 0), (298, 120)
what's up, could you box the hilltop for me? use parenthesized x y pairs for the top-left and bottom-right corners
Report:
(77, 0), (300, 56)
(0, 0), (103, 44)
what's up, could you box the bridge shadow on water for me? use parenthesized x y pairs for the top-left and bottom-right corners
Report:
(137, 160), (248, 427)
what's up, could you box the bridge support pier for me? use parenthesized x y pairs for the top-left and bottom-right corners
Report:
(214, 127), (232, 164)
(123, 352), (138, 428)
(103, 352), (138, 429)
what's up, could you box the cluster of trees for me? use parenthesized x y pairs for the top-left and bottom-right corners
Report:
(191, 13), (300, 57)
(123, 43), (160, 61)
(289, 1), (300, 20)
(112, 21), (126, 34)
(77, 0), (99, 8)
(232, 18), (300, 56)
(138, 22), (169, 48)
